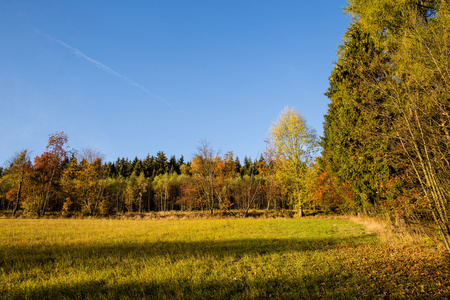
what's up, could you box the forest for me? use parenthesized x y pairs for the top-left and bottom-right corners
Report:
(1, 0), (450, 250)
(0, 126), (316, 219)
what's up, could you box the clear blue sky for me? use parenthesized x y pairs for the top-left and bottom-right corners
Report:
(1, 0), (350, 165)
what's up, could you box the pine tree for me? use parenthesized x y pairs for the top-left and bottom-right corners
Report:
(321, 22), (396, 212)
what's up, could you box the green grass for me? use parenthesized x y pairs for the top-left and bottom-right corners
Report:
(1, 218), (449, 299)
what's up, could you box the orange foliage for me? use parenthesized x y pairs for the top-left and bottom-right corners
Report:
(5, 188), (17, 201)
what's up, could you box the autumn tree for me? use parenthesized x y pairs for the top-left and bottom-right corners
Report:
(2, 150), (32, 216)
(176, 174), (201, 211)
(240, 157), (264, 216)
(60, 148), (108, 215)
(0, 167), (10, 210)
(214, 151), (240, 211)
(28, 132), (69, 217)
(392, 4), (450, 249)
(269, 107), (319, 216)
(312, 157), (353, 212)
(190, 141), (218, 215)
(79, 158), (106, 214)
(259, 140), (284, 210)
(59, 155), (78, 213)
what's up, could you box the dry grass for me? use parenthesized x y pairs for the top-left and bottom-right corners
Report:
(348, 214), (442, 250)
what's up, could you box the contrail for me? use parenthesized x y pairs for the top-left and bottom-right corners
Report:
(35, 28), (170, 106)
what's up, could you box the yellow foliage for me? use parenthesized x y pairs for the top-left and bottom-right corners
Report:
(269, 106), (319, 209)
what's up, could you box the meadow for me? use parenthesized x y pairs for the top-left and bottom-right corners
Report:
(1, 217), (449, 299)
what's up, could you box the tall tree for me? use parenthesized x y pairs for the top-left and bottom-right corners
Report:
(190, 141), (218, 215)
(30, 132), (69, 217)
(214, 151), (240, 211)
(136, 172), (148, 213)
(324, 0), (450, 248)
(347, 0), (450, 248)
(269, 107), (319, 216)
(125, 171), (139, 213)
(142, 154), (155, 178)
(241, 169), (263, 217)
(131, 157), (143, 176)
(155, 151), (168, 176)
(259, 142), (284, 210)
(321, 21), (397, 212)
(3, 150), (31, 216)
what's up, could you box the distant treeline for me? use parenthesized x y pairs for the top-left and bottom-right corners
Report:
(0, 133), (297, 218)
(106, 152), (261, 179)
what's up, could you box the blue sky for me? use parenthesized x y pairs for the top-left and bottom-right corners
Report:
(1, 0), (350, 164)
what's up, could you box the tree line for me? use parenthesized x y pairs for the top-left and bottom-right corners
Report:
(0, 110), (319, 218)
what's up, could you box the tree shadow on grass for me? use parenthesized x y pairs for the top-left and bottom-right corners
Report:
(0, 274), (357, 299)
(2, 266), (386, 300)
(3, 234), (450, 299)
(1, 234), (376, 273)
(6, 261), (446, 300)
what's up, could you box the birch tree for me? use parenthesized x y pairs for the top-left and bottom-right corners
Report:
(269, 107), (319, 216)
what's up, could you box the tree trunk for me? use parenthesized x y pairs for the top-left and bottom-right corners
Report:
(12, 177), (23, 217)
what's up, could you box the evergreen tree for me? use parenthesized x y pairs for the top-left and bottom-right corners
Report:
(344, 0), (450, 248)
(155, 151), (168, 176)
(323, 0), (450, 248)
(321, 22), (396, 212)
(235, 157), (242, 174)
(240, 157), (253, 177)
(168, 155), (178, 174)
(131, 157), (143, 176)
(116, 158), (131, 178)
(106, 162), (117, 177)
(142, 154), (155, 178)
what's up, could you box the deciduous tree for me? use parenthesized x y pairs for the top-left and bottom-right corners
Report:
(3, 150), (31, 216)
(190, 141), (218, 215)
(29, 132), (69, 217)
(269, 107), (319, 216)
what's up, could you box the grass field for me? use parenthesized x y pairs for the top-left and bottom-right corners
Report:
(1, 218), (449, 299)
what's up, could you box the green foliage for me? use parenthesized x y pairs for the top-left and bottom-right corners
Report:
(320, 0), (450, 248)
(321, 21), (396, 212)
(152, 172), (179, 212)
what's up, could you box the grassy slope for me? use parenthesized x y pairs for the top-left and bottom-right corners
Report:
(1, 218), (449, 299)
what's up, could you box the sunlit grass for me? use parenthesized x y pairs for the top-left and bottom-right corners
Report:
(1, 218), (449, 299)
